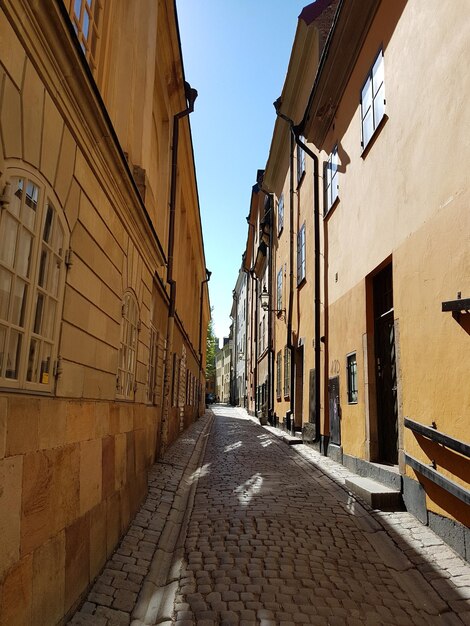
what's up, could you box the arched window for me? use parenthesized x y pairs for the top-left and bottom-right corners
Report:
(0, 175), (68, 390)
(116, 290), (139, 399)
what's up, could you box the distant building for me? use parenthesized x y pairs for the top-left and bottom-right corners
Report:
(230, 268), (248, 406)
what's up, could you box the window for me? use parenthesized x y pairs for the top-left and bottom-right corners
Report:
(0, 176), (67, 390)
(297, 223), (306, 285)
(361, 49), (385, 149)
(283, 346), (291, 397)
(347, 352), (358, 403)
(277, 193), (284, 234)
(276, 267), (283, 312)
(297, 139), (306, 184)
(117, 291), (139, 399)
(325, 146), (339, 214)
(276, 350), (282, 398)
(66, 0), (103, 74)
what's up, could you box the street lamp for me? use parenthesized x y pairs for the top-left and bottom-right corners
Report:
(260, 285), (285, 318)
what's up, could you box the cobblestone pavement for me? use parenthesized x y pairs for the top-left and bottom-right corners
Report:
(70, 406), (470, 625)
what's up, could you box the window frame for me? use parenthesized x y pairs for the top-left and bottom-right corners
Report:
(277, 193), (284, 235)
(346, 351), (358, 404)
(66, 0), (103, 74)
(297, 223), (306, 285)
(283, 345), (291, 398)
(0, 170), (69, 393)
(296, 139), (306, 186)
(360, 48), (385, 151)
(276, 267), (283, 313)
(325, 145), (339, 215)
(116, 290), (139, 400)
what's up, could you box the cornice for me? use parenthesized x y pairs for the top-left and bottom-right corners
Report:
(3, 0), (168, 273)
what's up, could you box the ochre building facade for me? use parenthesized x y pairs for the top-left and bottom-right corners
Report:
(0, 0), (209, 623)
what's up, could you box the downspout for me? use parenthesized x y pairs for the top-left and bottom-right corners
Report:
(251, 270), (259, 417)
(293, 130), (321, 445)
(244, 272), (249, 408)
(275, 103), (321, 441)
(198, 269), (211, 416)
(265, 195), (275, 425)
(160, 82), (198, 453)
(287, 129), (295, 432)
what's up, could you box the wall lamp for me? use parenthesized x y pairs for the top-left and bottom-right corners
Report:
(260, 285), (285, 319)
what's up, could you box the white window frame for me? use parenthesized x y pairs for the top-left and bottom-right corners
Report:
(66, 0), (103, 74)
(361, 49), (385, 150)
(277, 193), (284, 235)
(325, 146), (339, 214)
(283, 346), (290, 398)
(276, 350), (282, 399)
(0, 171), (68, 392)
(297, 139), (306, 185)
(297, 223), (306, 285)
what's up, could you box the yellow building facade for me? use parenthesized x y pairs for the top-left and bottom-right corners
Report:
(0, 0), (209, 622)
(243, 0), (469, 557)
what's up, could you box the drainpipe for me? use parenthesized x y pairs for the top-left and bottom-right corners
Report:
(275, 103), (321, 441)
(251, 270), (259, 417)
(160, 81), (198, 453)
(264, 194), (275, 425)
(198, 268), (211, 416)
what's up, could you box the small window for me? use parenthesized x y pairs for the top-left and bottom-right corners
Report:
(117, 291), (139, 399)
(347, 352), (358, 404)
(276, 350), (282, 399)
(297, 223), (306, 285)
(297, 139), (306, 184)
(284, 346), (291, 397)
(277, 193), (284, 235)
(361, 49), (385, 149)
(276, 267), (283, 312)
(325, 146), (339, 214)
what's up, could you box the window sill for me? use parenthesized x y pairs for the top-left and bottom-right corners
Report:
(348, 400), (358, 405)
(297, 170), (306, 189)
(277, 226), (284, 238)
(361, 114), (388, 158)
(297, 277), (306, 289)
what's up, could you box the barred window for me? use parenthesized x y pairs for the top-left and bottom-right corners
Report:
(325, 146), (339, 214)
(347, 352), (358, 404)
(117, 291), (139, 399)
(0, 175), (67, 390)
(284, 346), (291, 398)
(297, 139), (306, 184)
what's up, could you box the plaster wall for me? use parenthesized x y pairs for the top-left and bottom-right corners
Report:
(321, 0), (470, 523)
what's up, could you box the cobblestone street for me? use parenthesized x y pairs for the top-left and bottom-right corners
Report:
(71, 407), (470, 625)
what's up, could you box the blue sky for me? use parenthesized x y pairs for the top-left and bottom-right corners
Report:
(177, 0), (309, 344)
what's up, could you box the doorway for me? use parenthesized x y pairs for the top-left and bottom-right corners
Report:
(373, 263), (398, 464)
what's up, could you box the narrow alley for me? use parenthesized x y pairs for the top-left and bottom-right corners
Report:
(71, 407), (470, 626)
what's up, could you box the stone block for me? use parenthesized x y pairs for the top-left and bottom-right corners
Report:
(6, 396), (39, 455)
(66, 401), (96, 444)
(21, 444), (79, 555)
(106, 491), (121, 558)
(0, 553), (33, 626)
(0, 14), (25, 87)
(56, 360), (85, 398)
(102, 435), (116, 499)
(32, 532), (66, 626)
(0, 455), (23, 578)
(40, 92), (63, 185)
(0, 75), (22, 159)
(126, 430), (136, 481)
(38, 398), (67, 450)
(64, 178), (80, 232)
(89, 500), (107, 581)
(80, 438), (102, 515)
(55, 124), (76, 206)
(0, 396), (6, 459)
(65, 514), (90, 614)
(135, 428), (148, 474)
(22, 59), (44, 168)
(115, 433), (127, 491)
(120, 405), (134, 434)
(95, 403), (110, 438)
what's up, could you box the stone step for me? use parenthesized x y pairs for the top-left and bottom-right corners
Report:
(345, 475), (404, 511)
